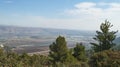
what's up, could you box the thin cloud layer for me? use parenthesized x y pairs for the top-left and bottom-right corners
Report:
(0, 2), (120, 31)
(65, 2), (120, 18)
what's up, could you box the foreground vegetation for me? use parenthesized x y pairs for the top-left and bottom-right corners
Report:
(0, 20), (120, 67)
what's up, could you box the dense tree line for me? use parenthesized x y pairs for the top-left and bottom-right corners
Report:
(49, 36), (87, 67)
(0, 48), (49, 67)
(0, 20), (120, 67)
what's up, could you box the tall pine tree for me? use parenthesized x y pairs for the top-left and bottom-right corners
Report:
(49, 36), (74, 64)
(91, 20), (118, 52)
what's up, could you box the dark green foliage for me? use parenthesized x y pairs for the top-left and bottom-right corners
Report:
(91, 20), (118, 52)
(29, 54), (49, 67)
(49, 36), (68, 62)
(86, 49), (94, 58)
(89, 51), (108, 67)
(89, 50), (120, 67)
(49, 36), (76, 65)
(0, 48), (49, 67)
(73, 43), (86, 62)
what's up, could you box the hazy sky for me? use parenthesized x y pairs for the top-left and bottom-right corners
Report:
(0, 0), (120, 31)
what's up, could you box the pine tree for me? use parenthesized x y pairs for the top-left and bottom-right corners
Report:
(91, 20), (118, 52)
(49, 36), (76, 65)
(49, 36), (68, 63)
(73, 43), (86, 62)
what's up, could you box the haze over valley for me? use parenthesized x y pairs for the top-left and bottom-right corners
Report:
(0, 25), (95, 54)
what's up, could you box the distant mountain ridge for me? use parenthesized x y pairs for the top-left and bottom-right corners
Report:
(0, 25), (95, 38)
